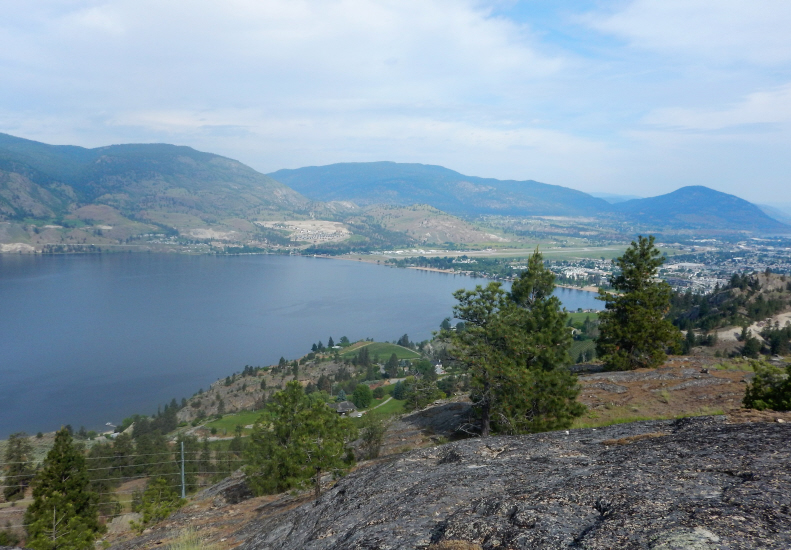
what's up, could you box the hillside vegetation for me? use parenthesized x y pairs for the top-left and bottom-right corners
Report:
(671, 271), (791, 331)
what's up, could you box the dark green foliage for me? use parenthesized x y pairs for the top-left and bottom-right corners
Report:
(742, 334), (762, 358)
(130, 477), (184, 532)
(359, 413), (388, 460)
(372, 386), (385, 399)
(414, 359), (438, 382)
(245, 382), (357, 497)
(449, 248), (584, 436)
(437, 375), (462, 396)
(670, 272), (790, 332)
(392, 380), (407, 400)
(0, 529), (21, 546)
(401, 377), (442, 412)
(25, 428), (101, 550)
(680, 329), (718, 354)
(743, 362), (791, 411)
(385, 353), (399, 378)
(761, 321), (791, 356)
(597, 236), (681, 371)
(352, 346), (372, 368)
(328, 337), (335, 348)
(3, 432), (34, 502)
(351, 384), (373, 409)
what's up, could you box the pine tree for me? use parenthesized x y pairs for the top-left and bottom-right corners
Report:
(25, 428), (101, 550)
(450, 248), (584, 436)
(3, 432), (34, 502)
(328, 336), (335, 348)
(385, 353), (399, 378)
(351, 384), (373, 409)
(131, 478), (184, 532)
(596, 236), (681, 371)
(244, 382), (356, 497)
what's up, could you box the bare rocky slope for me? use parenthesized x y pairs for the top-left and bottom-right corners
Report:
(239, 416), (790, 550)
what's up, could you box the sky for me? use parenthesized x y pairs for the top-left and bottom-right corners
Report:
(1, 1), (790, 204)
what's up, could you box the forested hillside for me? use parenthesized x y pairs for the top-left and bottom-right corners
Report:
(671, 271), (791, 331)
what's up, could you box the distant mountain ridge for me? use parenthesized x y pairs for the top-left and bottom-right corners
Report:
(613, 186), (788, 233)
(269, 162), (789, 234)
(269, 162), (613, 217)
(0, 133), (309, 223)
(1, 133), (787, 240)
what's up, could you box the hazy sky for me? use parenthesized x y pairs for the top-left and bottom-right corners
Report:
(2, 1), (790, 203)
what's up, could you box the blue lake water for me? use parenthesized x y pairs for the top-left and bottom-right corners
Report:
(0, 254), (601, 437)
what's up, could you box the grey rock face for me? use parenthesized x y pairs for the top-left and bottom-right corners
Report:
(240, 417), (791, 549)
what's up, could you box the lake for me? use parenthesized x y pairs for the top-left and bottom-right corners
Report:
(0, 253), (601, 437)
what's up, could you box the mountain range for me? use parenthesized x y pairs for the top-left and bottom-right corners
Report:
(271, 162), (789, 234)
(0, 132), (310, 224)
(1, 133), (788, 244)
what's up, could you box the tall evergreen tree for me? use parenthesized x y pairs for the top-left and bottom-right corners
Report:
(25, 428), (101, 550)
(3, 432), (34, 502)
(596, 236), (681, 371)
(244, 382), (356, 498)
(385, 353), (399, 378)
(450, 248), (584, 436)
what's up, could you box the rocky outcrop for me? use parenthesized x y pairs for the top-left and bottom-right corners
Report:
(240, 416), (791, 549)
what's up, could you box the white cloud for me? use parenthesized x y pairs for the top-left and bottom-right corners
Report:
(2, 0), (791, 203)
(643, 83), (791, 131)
(587, 0), (791, 65)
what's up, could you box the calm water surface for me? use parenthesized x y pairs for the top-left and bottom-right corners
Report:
(0, 254), (601, 436)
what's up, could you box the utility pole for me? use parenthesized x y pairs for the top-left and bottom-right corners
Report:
(181, 441), (186, 499)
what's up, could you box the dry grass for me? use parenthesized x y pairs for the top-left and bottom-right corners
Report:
(166, 529), (220, 550)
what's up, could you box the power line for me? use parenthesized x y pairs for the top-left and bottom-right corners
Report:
(0, 471), (240, 490)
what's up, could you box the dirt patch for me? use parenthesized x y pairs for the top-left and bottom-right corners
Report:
(726, 408), (791, 424)
(575, 357), (753, 427)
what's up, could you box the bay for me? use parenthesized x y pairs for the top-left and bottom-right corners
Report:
(0, 254), (600, 437)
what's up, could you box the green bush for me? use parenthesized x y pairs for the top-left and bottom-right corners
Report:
(0, 529), (21, 546)
(352, 384), (373, 409)
(743, 362), (791, 411)
(131, 477), (185, 532)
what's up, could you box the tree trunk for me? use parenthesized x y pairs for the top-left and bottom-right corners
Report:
(315, 468), (322, 499)
(481, 380), (491, 437)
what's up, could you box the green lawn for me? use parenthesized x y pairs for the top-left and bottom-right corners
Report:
(567, 311), (599, 324)
(204, 410), (267, 435)
(370, 397), (406, 415)
(341, 342), (421, 361)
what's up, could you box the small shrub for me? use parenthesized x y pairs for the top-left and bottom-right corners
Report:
(0, 529), (21, 547)
(167, 529), (218, 550)
(743, 361), (791, 411)
(130, 478), (185, 532)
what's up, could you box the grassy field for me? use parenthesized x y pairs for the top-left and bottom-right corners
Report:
(204, 410), (267, 435)
(567, 311), (599, 324)
(571, 407), (725, 430)
(341, 342), (421, 361)
(371, 397), (406, 415)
